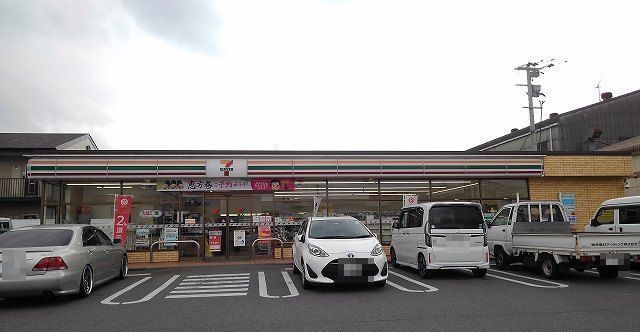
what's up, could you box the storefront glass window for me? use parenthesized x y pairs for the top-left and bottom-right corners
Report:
(326, 180), (380, 237)
(379, 180), (430, 244)
(431, 180), (480, 201)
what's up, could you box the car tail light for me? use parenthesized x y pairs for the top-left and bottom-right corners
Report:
(32, 257), (68, 271)
(579, 256), (595, 263)
(425, 233), (432, 247)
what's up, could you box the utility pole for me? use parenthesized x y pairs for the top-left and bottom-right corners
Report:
(515, 63), (543, 134)
(514, 59), (566, 150)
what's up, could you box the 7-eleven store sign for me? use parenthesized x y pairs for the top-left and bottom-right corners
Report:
(207, 159), (248, 177)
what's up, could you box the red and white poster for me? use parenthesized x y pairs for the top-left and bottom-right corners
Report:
(113, 194), (133, 246)
(209, 230), (222, 252)
(258, 225), (272, 240)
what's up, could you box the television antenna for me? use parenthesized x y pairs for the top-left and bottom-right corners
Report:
(595, 79), (602, 101)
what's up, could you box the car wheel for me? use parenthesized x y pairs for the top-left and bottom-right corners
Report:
(292, 261), (301, 275)
(418, 254), (431, 279)
(301, 260), (313, 289)
(541, 255), (560, 279)
(390, 247), (398, 268)
(78, 265), (93, 298)
(597, 266), (619, 279)
(472, 268), (487, 278)
(495, 248), (510, 270)
(117, 255), (128, 280)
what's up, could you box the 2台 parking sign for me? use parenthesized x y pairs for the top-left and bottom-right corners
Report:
(113, 195), (133, 246)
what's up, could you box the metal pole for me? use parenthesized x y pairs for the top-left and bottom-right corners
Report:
(377, 180), (382, 241)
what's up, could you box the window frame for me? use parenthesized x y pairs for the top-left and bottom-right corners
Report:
(95, 229), (113, 246)
(82, 227), (100, 247)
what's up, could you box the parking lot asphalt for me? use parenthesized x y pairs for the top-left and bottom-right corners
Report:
(2, 264), (640, 332)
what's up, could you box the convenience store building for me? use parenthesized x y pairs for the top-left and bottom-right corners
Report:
(26, 150), (632, 263)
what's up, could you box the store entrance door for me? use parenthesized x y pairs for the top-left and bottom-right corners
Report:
(203, 194), (227, 260)
(227, 195), (253, 260)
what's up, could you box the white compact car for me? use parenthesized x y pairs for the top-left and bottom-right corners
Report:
(292, 217), (388, 288)
(390, 202), (489, 278)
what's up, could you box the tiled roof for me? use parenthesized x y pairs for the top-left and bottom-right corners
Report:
(0, 133), (88, 149)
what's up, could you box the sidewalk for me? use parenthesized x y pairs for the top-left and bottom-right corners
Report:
(129, 258), (293, 270)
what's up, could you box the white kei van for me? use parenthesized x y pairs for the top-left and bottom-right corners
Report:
(390, 202), (490, 278)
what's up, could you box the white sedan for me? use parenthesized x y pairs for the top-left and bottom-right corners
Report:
(292, 217), (388, 288)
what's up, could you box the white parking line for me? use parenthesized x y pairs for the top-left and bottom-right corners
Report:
(186, 273), (250, 278)
(386, 281), (423, 293)
(485, 269), (568, 288)
(166, 292), (247, 299)
(184, 276), (250, 282)
(121, 275), (181, 304)
(101, 277), (151, 305)
(170, 288), (249, 294)
(127, 273), (151, 277)
(258, 271), (299, 298)
(175, 284), (248, 290)
(179, 280), (249, 286)
(281, 271), (300, 298)
(387, 271), (439, 292)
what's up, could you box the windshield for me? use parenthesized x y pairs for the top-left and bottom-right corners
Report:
(308, 219), (372, 239)
(428, 205), (484, 230)
(0, 229), (74, 248)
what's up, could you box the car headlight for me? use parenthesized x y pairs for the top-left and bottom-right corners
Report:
(308, 243), (329, 257)
(371, 243), (384, 256)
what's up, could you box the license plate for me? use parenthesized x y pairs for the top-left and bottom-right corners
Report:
(337, 258), (373, 277)
(600, 253), (630, 267)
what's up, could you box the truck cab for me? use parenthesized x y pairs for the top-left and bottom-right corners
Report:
(487, 201), (568, 258)
(586, 196), (640, 263)
(585, 196), (640, 233)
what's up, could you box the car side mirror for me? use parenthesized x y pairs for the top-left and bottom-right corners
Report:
(590, 219), (600, 227)
(113, 238), (122, 245)
(392, 221), (399, 229)
(300, 234), (306, 243)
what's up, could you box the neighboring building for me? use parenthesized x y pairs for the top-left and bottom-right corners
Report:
(468, 89), (640, 152)
(0, 133), (98, 218)
(26, 150), (631, 264)
(599, 135), (640, 196)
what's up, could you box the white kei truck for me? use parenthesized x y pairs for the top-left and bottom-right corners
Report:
(487, 201), (640, 279)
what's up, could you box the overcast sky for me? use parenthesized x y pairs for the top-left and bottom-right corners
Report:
(0, 0), (639, 151)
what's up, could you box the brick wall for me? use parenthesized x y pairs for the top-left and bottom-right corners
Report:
(529, 176), (626, 230)
(543, 155), (632, 177)
(127, 250), (179, 263)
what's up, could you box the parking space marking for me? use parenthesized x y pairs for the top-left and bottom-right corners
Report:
(386, 281), (423, 293)
(484, 269), (568, 288)
(121, 275), (181, 304)
(166, 273), (250, 299)
(127, 273), (151, 277)
(186, 273), (250, 278)
(179, 280), (249, 286)
(184, 276), (250, 282)
(258, 271), (299, 298)
(170, 288), (249, 294)
(101, 277), (151, 305)
(175, 284), (248, 290)
(387, 271), (439, 292)
(281, 271), (300, 298)
(165, 292), (247, 299)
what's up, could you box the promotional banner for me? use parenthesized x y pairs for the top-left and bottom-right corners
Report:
(233, 229), (246, 247)
(209, 230), (222, 252)
(559, 193), (577, 223)
(113, 195), (133, 246)
(163, 227), (179, 247)
(134, 229), (150, 248)
(157, 178), (295, 192)
(258, 226), (272, 240)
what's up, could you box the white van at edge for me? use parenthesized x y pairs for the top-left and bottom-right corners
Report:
(585, 196), (640, 263)
(390, 202), (489, 278)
